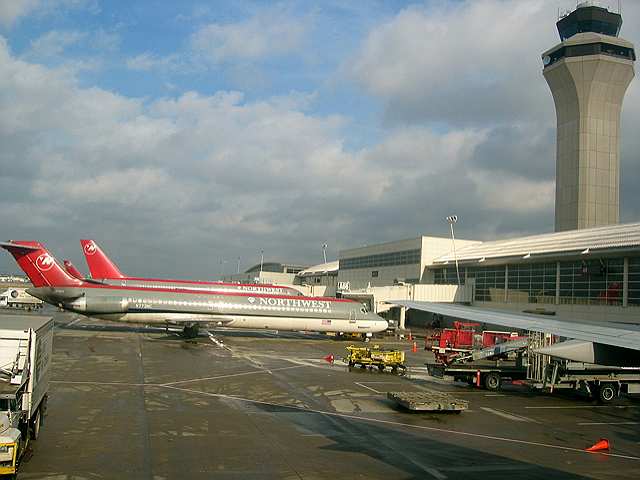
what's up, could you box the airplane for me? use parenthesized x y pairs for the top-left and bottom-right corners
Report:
(79, 239), (304, 297)
(63, 260), (84, 280)
(1, 241), (388, 338)
(390, 300), (640, 366)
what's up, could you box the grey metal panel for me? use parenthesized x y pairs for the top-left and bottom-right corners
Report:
(391, 300), (640, 351)
(0, 315), (53, 332)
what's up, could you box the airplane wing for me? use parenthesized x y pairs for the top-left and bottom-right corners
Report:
(390, 301), (640, 352)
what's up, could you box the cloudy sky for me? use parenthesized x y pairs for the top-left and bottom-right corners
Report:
(1, 0), (639, 278)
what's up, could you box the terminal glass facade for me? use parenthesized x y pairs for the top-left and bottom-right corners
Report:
(434, 256), (634, 306)
(559, 258), (623, 305)
(629, 257), (640, 306)
(467, 266), (505, 302)
(433, 267), (464, 285)
(340, 249), (421, 270)
(507, 263), (556, 304)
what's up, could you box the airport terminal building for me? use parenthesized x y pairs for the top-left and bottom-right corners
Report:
(430, 222), (640, 322)
(337, 222), (640, 324)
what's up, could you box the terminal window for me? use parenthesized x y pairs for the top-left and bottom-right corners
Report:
(559, 258), (623, 306)
(629, 257), (640, 306)
(340, 249), (421, 270)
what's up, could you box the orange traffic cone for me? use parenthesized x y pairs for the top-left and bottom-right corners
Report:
(408, 332), (413, 341)
(324, 354), (335, 364)
(412, 341), (417, 353)
(585, 438), (610, 452)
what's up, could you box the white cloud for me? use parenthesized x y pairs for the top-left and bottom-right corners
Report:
(350, 0), (556, 126)
(126, 52), (180, 72)
(0, 0), (39, 27)
(190, 8), (310, 63)
(0, 0), (99, 28)
(28, 30), (86, 58)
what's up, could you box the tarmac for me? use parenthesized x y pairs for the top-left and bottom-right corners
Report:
(7, 310), (640, 479)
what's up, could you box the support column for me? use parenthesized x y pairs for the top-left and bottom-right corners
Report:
(399, 306), (406, 330)
(623, 257), (629, 307)
(504, 265), (509, 303)
(555, 262), (561, 305)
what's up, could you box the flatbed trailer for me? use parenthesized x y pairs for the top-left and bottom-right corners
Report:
(387, 391), (468, 412)
(427, 361), (527, 391)
(532, 361), (640, 403)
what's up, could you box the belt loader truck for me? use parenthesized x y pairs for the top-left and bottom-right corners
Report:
(0, 316), (53, 477)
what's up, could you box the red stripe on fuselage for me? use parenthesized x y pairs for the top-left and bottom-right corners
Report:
(74, 283), (355, 302)
(115, 276), (299, 290)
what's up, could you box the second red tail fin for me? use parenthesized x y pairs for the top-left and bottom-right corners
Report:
(80, 239), (125, 279)
(0, 241), (84, 288)
(63, 260), (85, 280)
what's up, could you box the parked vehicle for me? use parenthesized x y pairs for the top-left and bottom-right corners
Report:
(0, 289), (43, 311)
(0, 316), (53, 476)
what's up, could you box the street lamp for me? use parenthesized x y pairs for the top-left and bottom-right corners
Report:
(446, 215), (461, 286)
(322, 243), (328, 264)
(259, 250), (264, 274)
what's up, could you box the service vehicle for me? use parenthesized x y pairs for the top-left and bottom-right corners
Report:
(428, 331), (640, 402)
(345, 344), (406, 374)
(0, 289), (43, 311)
(0, 316), (53, 476)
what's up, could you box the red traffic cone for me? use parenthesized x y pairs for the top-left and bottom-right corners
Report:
(412, 341), (417, 353)
(585, 438), (610, 452)
(324, 354), (335, 364)
(408, 332), (413, 341)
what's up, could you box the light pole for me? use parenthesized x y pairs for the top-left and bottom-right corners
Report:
(322, 243), (328, 264)
(446, 215), (461, 286)
(236, 257), (241, 274)
(259, 250), (264, 274)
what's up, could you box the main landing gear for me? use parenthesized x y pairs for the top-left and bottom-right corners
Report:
(182, 324), (200, 339)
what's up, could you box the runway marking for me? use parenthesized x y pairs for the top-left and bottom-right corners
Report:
(51, 380), (148, 386)
(578, 421), (640, 426)
(525, 405), (640, 410)
(423, 466), (447, 479)
(161, 385), (640, 462)
(480, 407), (538, 423)
(158, 365), (309, 386)
(52, 365), (309, 388)
(355, 382), (382, 394)
(484, 394), (506, 397)
(67, 317), (82, 327)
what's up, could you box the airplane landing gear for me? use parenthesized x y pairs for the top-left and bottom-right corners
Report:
(182, 324), (200, 338)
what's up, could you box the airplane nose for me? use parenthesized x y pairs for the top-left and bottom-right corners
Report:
(372, 315), (388, 332)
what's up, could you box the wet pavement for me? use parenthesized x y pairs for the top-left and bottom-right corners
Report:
(10, 311), (640, 479)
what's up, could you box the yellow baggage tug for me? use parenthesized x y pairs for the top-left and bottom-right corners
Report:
(345, 345), (406, 374)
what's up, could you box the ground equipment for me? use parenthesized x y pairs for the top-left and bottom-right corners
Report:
(0, 289), (43, 311)
(0, 315), (53, 476)
(387, 391), (468, 412)
(345, 344), (406, 374)
(425, 321), (525, 365)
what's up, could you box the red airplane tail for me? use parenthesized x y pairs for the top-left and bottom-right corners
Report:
(63, 260), (85, 280)
(80, 239), (125, 279)
(0, 241), (84, 288)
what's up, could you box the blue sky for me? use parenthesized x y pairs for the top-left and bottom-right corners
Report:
(1, 0), (639, 277)
(6, 0), (396, 148)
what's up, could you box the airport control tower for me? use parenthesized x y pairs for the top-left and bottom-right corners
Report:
(543, 1), (635, 231)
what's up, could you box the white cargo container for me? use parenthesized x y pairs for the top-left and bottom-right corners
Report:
(0, 316), (53, 476)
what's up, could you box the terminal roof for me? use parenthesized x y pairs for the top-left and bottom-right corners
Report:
(432, 222), (640, 265)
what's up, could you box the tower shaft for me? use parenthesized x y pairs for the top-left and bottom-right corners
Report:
(544, 44), (634, 231)
(543, 4), (635, 232)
